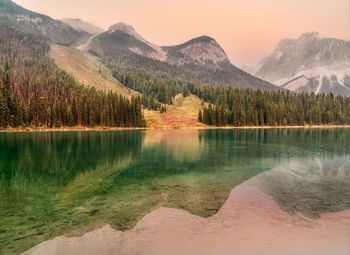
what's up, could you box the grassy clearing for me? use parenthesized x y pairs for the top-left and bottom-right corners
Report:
(50, 44), (138, 98)
(145, 94), (205, 129)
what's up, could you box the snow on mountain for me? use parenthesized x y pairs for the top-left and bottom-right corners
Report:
(256, 32), (350, 95)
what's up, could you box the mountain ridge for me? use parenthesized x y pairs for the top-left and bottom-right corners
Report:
(0, 0), (85, 45)
(61, 18), (104, 35)
(0, 0), (280, 92)
(256, 32), (350, 95)
(86, 22), (279, 90)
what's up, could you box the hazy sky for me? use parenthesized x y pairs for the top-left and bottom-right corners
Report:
(14, 0), (349, 65)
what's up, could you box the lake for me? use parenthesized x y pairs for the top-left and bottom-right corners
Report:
(0, 129), (349, 255)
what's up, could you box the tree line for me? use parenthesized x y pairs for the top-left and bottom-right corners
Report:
(111, 62), (350, 127)
(2, 25), (350, 129)
(0, 26), (145, 129)
(195, 86), (350, 126)
(112, 66), (191, 105)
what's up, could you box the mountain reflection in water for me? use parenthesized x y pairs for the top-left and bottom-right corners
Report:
(1, 129), (350, 255)
(23, 157), (350, 255)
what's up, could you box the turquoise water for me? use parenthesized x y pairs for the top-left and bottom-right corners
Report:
(0, 129), (350, 255)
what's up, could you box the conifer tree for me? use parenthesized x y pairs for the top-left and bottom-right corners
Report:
(198, 109), (203, 123)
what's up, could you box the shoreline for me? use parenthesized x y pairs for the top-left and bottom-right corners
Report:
(0, 126), (148, 133)
(1, 125), (350, 133)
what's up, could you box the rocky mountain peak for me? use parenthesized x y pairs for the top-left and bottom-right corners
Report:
(109, 23), (136, 34)
(299, 32), (320, 41)
(190, 35), (215, 43)
(164, 35), (230, 68)
(277, 32), (320, 49)
(62, 18), (104, 35)
(256, 32), (350, 96)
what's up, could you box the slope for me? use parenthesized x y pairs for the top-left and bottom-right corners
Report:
(50, 43), (205, 128)
(50, 44), (138, 97)
(88, 23), (280, 91)
(61, 18), (104, 35)
(0, 0), (85, 45)
(145, 94), (204, 129)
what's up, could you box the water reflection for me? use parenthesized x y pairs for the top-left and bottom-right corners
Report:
(1, 129), (350, 255)
(0, 131), (144, 185)
(22, 158), (350, 255)
(259, 157), (350, 218)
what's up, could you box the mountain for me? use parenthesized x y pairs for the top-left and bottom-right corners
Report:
(61, 18), (104, 35)
(256, 32), (350, 95)
(87, 22), (279, 90)
(239, 63), (260, 75)
(0, 0), (85, 46)
(163, 35), (231, 69)
(94, 23), (167, 61)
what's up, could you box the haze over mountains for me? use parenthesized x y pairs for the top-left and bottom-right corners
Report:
(255, 32), (350, 96)
(61, 18), (105, 35)
(87, 22), (278, 90)
(1, 0), (349, 96)
(1, 0), (350, 131)
(0, 0), (86, 45)
(0, 0), (278, 90)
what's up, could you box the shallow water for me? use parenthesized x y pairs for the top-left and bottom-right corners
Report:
(1, 129), (350, 255)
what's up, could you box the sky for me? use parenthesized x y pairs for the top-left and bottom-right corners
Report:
(14, 0), (349, 66)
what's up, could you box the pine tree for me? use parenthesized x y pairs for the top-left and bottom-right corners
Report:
(198, 109), (203, 123)
(0, 87), (8, 128)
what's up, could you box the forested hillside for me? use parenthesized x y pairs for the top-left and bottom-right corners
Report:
(196, 86), (350, 126)
(112, 66), (190, 104)
(0, 26), (145, 128)
(111, 64), (350, 127)
(1, 19), (350, 129)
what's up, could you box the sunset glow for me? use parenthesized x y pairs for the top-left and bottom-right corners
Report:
(14, 0), (348, 65)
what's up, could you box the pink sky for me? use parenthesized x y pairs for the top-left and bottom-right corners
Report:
(14, 0), (348, 65)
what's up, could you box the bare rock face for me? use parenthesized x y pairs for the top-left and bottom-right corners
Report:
(61, 18), (104, 35)
(105, 22), (167, 62)
(103, 23), (230, 67)
(163, 36), (231, 69)
(256, 32), (350, 95)
(0, 0), (86, 46)
(87, 22), (278, 90)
